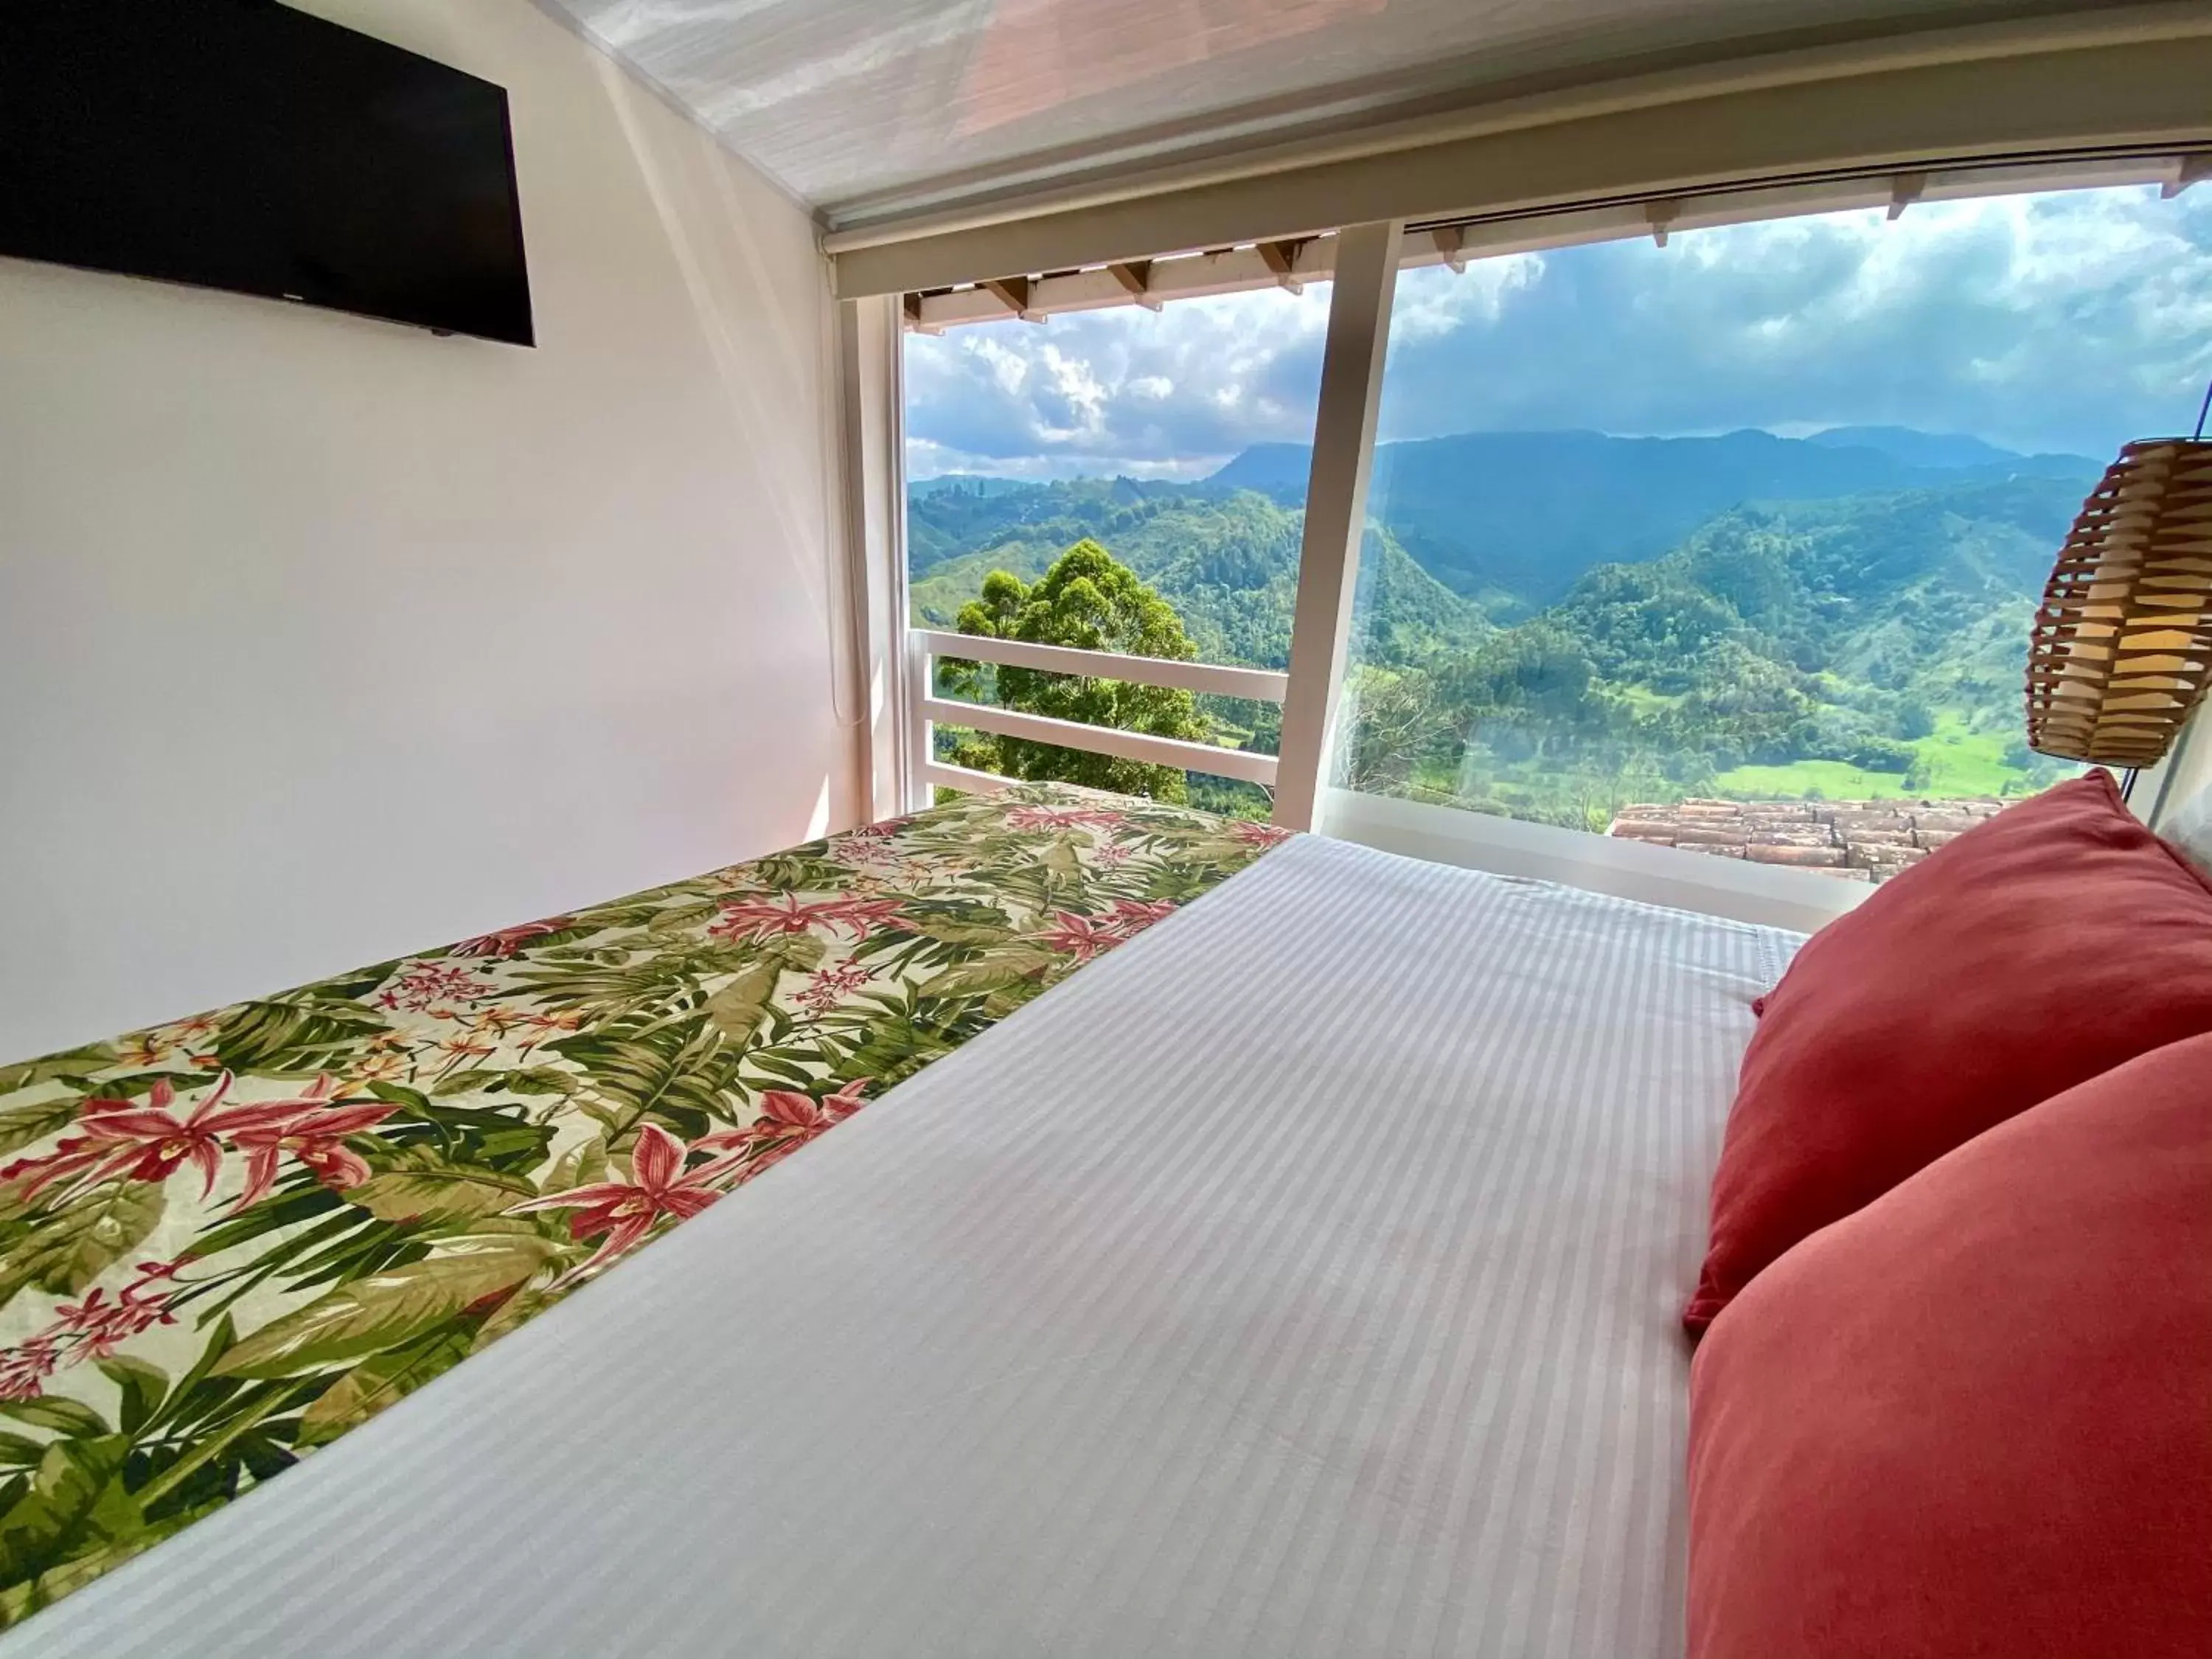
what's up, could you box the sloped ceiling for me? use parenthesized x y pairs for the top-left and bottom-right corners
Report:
(540, 0), (2115, 225)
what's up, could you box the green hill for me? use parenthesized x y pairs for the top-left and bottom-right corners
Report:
(1444, 476), (2084, 821)
(906, 428), (2095, 820)
(1207, 428), (2098, 613)
(909, 479), (1486, 670)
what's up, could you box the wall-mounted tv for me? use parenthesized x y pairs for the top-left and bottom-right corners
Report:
(0, 1), (533, 347)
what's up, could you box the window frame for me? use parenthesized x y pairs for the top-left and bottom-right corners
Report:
(852, 148), (2208, 926)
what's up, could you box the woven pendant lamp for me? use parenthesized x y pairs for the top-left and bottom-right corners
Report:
(2025, 429), (2212, 767)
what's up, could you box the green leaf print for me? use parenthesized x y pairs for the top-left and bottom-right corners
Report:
(705, 961), (784, 1044)
(888, 902), (1019, 945)
(0, 1094), (86, 1161)
(0, 783), (1284, 1615)
(548, 1019), (742, 1139)
(95, 1357), (167, 1436)
(340, 1168), (538, 1226)
(295, 1327), (475, 1447)
(213, 1000), (389, 1072)
(0, 1436), (136, 1592)
(212, 1236), (563, 1378)
(0, 1046), (118, 1100)
(0, 1183), (165, 1306)
(917, 948), (1060, 1001)
(0, 1400), (105, 1439)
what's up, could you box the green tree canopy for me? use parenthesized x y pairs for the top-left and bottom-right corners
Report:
(941, 539), (1213, 801)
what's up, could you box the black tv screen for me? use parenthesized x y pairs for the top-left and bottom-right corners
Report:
(0, 0), (533, 346)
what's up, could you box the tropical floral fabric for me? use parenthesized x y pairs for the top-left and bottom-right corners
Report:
(0, 785), (1287, 1623)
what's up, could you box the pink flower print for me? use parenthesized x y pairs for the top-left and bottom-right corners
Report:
(1038, 911), (1120, 962)
(723, 1080), (870, 1180)
(0, 1336), (63, 1403)
(1037, 900), (1178, 962)
(1005, 805), (1124, 832)
(708, 894), (903, 945)
(52, 1261), (183, 1360)
(0, 1336), (64, 1407)
(828, 825), (900, 866)
(448, 916), (576, 959)
(506, 1009), (584, 1053)
(226, 1082), (400, 1212)
(795, 963), (874, 1016)
(376, 961), (498, 1017)
(347, 1046), (414, 1087)
(1099, 898), (1178, 938)
(509, 1123), (750, 1282)
(0, 1259), (189, 1397)
(114, 1015), (221, 1072)
(1, 1074), (321, 1202)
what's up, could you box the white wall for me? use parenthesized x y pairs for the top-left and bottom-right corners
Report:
(0, 0), (858, 1061)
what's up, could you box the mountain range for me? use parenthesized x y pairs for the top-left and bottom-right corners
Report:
(1200, 427), (2097, 611)
(907, 427), (2103, 818)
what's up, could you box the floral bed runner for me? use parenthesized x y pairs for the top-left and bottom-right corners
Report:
(0, 785), (1287, 1624)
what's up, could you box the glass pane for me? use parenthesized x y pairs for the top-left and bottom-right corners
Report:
(903, 279), (1325, 814)
(1335, 182), (2211, 883)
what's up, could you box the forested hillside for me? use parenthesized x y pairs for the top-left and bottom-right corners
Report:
(909, 478), (1486, 670)
(908, 429), (2098, 823)
(1407, 478), (2087, 823)
(1206, 428), (2096, 612)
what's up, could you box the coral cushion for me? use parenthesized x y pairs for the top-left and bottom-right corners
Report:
(1685, 769), (2212, 1332)
(1686, 1033), (2212, 1659)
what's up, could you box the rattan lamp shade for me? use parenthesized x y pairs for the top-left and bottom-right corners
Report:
(2025, 439), (2212, 767)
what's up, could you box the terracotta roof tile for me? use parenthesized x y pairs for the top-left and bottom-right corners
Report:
(1606, 796), (2006, 883)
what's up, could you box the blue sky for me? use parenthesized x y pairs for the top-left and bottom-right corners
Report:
(904, 182), (2212, 480)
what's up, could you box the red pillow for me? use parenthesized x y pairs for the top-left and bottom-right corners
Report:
(1686, 1032), (2212, 1659)
(1685, 769), (2212, 1332)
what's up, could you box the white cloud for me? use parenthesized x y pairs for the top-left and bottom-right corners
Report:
(904, 437), (1222, 482)
(1388, 251), (1538, 341)
(904, 183), (2212, 479)
(905, 278), (1332, 475)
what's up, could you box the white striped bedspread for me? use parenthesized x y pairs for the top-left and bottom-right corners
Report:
(7, 832), (1798, 1659)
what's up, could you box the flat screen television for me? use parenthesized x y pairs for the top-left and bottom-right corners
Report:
(0, 0), (533, 346)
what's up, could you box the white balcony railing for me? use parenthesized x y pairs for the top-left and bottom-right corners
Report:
(908, 628), (1287, 798)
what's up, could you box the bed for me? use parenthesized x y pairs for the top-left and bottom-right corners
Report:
(0, 789), (1797, 1655)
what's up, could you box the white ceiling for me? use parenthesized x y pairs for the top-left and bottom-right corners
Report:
(543, 0), (2107, 226)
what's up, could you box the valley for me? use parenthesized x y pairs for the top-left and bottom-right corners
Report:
(908, 428), (2097, 829)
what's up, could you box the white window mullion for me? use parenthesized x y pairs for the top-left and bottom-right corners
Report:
(835, 293), (923, 821)
(1271, 219), (1404, 832)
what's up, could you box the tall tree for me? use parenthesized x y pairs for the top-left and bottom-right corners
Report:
(941, 540), (1212, 801)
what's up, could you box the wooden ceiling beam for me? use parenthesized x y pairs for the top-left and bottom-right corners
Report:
(1256, 239), (1307, 293)
(981, 275), (1044, 322)
(901, 292), (944, 335)
(1107, 260), (1162, 310)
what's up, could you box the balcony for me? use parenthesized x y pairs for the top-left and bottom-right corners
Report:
(911, 627), (1287, 799)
